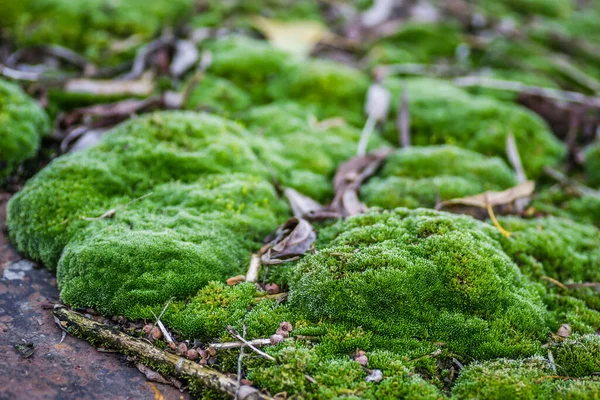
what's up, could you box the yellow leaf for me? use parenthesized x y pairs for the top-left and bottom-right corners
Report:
(251, 16), (329, 58)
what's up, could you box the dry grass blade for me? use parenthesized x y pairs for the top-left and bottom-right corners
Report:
(398, 88), (410, 147)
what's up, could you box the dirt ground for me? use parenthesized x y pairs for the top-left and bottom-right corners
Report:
(0, 192), (190, 400)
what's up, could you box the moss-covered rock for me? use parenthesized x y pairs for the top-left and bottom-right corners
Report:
(290, 208), (550, 360)
(381, 78), (565, 177)
(361, 145), (517, 209)
(3, 0), (194, 63)
(0, 79), (50, 181)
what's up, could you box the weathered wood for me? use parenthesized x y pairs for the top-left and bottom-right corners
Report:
(52, 306), (273, 400)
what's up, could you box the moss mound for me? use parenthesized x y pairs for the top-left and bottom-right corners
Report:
(382, 78), (565, 177)
(290, 208), (550, 360)
(3, 0), (193, 62)
(361, 145), (517, 209)
(0, 79), (50, 181)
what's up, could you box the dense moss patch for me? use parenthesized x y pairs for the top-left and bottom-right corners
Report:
(382, 78), (565, 176)
(585, 143), (600, 188)
(361, 145), (517, 209)
(290, 208), (550, 360)
(3, 0), (193, 63)
(0, 79), (50, 181)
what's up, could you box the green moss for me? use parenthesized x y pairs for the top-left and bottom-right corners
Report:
(533, 186), (600, 227)
(4, 0), (193, 63)
(290, 208), (550, 360)
(553, 335), (600, 377)
(553, 379), (600, 399)
(367, 22), (464, 66)
(451, 357), (554, 399)
(585, 143), (600, 188)
(269, 59), (370, 126)
(382, 78), (565, 177)
(0, 79), (50, 181)
(244, 102), (390, 201)
(207, 36), (289, 103)
(183, 75), (252, 115)
(361, 145), (517, 209)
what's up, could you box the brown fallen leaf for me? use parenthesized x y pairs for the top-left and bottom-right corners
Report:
(437, 181), (535, 209)
(251, 16), (330, 58)
(437, 181), (535, 238)
(284, 188), (322, 219)
(261, 218), (316, 264)
(327, 148), (393, 217)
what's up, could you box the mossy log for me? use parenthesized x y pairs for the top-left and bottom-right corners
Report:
(52, 306), (273, 400)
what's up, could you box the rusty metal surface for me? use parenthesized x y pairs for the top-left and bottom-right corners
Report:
(0, 192), (190, 400)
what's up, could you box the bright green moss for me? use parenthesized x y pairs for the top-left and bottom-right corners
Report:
(361, 145), (517, 209)
(206, 36), (289, 103)
(533, 187), (600, 227)
(247, 345), (444, 400)
(4, 0), (193, 63)
(451, 358), (554, 399)
(585, 143), (600, 188)
(553, 335), (600, 378)
(244, 102), (390, 201)
(478, 0), (573, 18)
(367, 22), (464, 66)
(7, 112), (293, 320)
(0, 79), (50, 181)
(382, 78), (565, 177)
(183, 75), (252, 115)
(269, 59), (370, 126)
(290, 208), (550, 360)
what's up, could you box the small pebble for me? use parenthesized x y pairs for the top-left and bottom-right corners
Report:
(178, 343), (188, 354)
(151, 327), (163, 340)
(279, 321), (293, 332)
(270, 334), (284, 345)
(186, 349), (199, 360)
(142, 324), (154, 334)
(275, 328), (289, 338)
(198, 349), (208, 359)
(355, 354), (368, 367)
(265, 283), (279, 294)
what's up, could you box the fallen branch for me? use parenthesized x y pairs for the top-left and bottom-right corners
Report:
(52, 306), (272, 400)
(226, 327), (276, 362)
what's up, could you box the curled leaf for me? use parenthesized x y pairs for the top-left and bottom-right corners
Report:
(261, 218), (316, 264)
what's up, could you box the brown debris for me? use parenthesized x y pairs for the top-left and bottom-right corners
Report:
(261, 218), (316, 265)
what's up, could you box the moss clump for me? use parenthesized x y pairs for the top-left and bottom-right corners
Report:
(361, 145), (517, 209)
(4, 0), (193, 63)
(206, 36), (289, 103)
(183, 75), (252, 115)
(0, 79), (50, 181)
(451, 357), (554, 399)
(290, 208), (550, 360)
(269, 59), (370, 126)
(367, 22), (464, 66)
(7, 112), (292, 320)
(382, 78), (565, 177)
(244, 102), (390, 201)
(532, 187), (600, 228)
(553, 335), (600, 378)
(585, 143), (600, 188)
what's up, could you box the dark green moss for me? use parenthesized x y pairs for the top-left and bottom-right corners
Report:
(382, 78), (565, 177)
(361, 145), (517, 209)
(183, 75), (251, 115)
(585, 143), (600, 188)
(553, 335), (600, 378)
(0, 79), (50, 181)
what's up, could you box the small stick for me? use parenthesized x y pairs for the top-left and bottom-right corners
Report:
(236, 324), (247, 399)
(53, 307), (273, 399)
(540, 275), (568, 290)
(226, 327), (276, 362)
(455, 76), (600, 108)
(548, 350), (557, 374)
(564, 282), (600, 289)
(544, 166), (600, 198)
(505, 133), (528, 212)
(245, 254), (262, 284)
(357, 114), (377, 156)
(398, 88), (411, 148)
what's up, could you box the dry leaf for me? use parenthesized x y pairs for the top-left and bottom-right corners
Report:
(262, 218), (316, 264)
(170, 40), (199, 77)
(251, 16), (329, 58)
(284, 188), (322, 218)
(365, 83), (391, 122)
(437, 181), (535, 208)
(137, 364), (170, 385)
(556, 324), (572, 338)
(365, 369), (383, 383)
